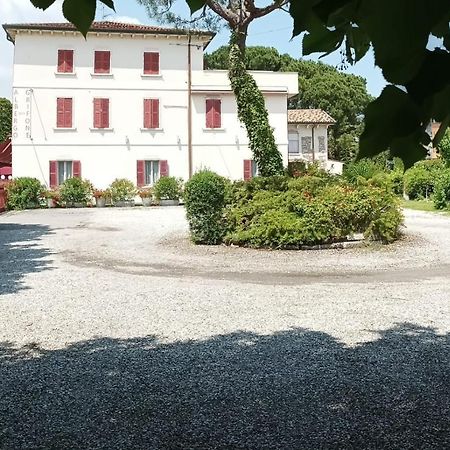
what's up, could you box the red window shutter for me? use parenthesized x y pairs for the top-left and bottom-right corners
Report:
(58, 50), (74, 73)
(144, 52), (159, 74)
(57, 50), (65, 72)
(143, 99), (151, 128)
(206, 99), (214, 128)
(57, 98), (64, 128)
(65, 50), (74, 73)
(57, 98), (73, 128)
(151, 99), (159, 129)
(49, 161), (58, 187)
(95, 51), (110, 73)
(243, 160), (252, 181)
(93, 98), (101, 128)
(65, 98), (73, 128)
(213, 99), (221, 128)
(72, 161), (81, 178)
(101, 99), (109, 128)
(137, 160), (145, 187)
(159, 160), (168, 177)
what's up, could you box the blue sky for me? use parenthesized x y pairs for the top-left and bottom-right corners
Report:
(0, 0), (386, 99)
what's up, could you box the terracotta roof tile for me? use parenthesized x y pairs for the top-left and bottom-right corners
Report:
(288, 109), (336, 124)
(3, 21), (214, 41)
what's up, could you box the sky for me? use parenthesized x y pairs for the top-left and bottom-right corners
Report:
(0, 0), (386, 99)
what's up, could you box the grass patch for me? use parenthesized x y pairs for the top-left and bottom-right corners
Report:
(401, 199), (450, 215)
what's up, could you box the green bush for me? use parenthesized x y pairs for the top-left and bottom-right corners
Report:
(59, 177), (93, 205)
(224, 182), (402, 248)
(433, 169), (450, 210)
(389, 170), (404, 195)
(184, 170), (228, 244)
(5, 177), (44, 210)
(403, 161), (442, 200)
(109, 178), (136, 202)
(153, 176), (182, 201)
(344, 159), (385, 184)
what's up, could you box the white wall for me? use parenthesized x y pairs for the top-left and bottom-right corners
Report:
(288, 124), (329, 163)
(11, 30), (298, 186)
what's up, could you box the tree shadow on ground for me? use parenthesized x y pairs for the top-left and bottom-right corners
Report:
(1, 323), (449, 449)
(0, 223), (53, 295)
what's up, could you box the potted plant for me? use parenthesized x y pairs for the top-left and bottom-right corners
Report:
(109, 178), (136, 207)
(43, 188), (60, 208)
(59, 177), (93, 208)
(154, 176), (183, 206)
(93, 189), (110, 208)
(138, 188), (153, 206)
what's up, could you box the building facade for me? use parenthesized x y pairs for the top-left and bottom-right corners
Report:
(3, 21), (299, 188)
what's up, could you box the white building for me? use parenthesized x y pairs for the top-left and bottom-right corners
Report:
(288, 109), (343, 174)
(3, 21), (337, 188)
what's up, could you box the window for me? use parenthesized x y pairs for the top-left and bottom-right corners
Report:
(318, 136), (326, 153)
(56, 98), (73, 128)
(206, 99), (222, 129)
(301, 136), (313, 154)
(93, 98), (110, 129)
(94, 51), (111, 74)
(243, 159), (258, 180)
(58, 161), (73, 185)
(57, 50), (74, 73)
(143, 52), (159, 75)
(143, 99), (160, 129)
(137, 160), (168, 187)
(49, 160), (81, 187)
(288, 132), (299, 154)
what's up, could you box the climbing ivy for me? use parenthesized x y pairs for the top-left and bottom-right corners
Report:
(228, 33), (284, 177)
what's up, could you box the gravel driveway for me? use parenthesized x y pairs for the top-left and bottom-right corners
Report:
(1, 207), (450, 449)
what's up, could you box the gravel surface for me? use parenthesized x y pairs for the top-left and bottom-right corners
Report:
(0, 207), (450, 449)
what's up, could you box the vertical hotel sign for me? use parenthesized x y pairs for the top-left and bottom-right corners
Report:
(12, 88), (32, 140)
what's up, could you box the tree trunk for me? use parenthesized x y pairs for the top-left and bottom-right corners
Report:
(227, 31), (284, 177)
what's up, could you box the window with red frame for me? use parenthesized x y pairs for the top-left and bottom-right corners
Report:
(56, 98), (73, 128)
(143, 52), (159, 75)
(206, 99), (222, 129)
(93, 98), (110, 128)
(143, 99), (160, 129)
(57, 50), (74, 73)
(94, 51), (111, 74)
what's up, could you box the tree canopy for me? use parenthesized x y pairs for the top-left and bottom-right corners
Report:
(205, 46), (372, 161)
(0, 98), (12, 143)
(28, 0), (450, 167)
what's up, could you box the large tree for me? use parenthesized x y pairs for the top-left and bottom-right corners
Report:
(0, 98), (12, 143)
(29, 0), (450, 167)
(205, 46), (372, 161)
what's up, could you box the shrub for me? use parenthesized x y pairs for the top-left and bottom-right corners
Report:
(153, 176), (182, 201)
(433, 169), (450, 210)
(224, 182), (402, 248)
(403, 160), (443, 200)
(184, 170), (228, 244)
(109, 178), (136, 202)
(344, 159), (385, 184)
(59, 177), (93, 205)
(389, 170), (404, 196)
(6, 177), (44, 210)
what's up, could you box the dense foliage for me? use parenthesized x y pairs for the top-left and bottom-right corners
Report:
(184, 170), (403, 248)
(228, 36), (283, 176)
(59, 177), (93, 205)
(6, 177), (44, 210)
(109, 178), (136, 202)
(403, 160), (445, 200)
(438, 130), (450, 167)
(153, 176), (182, 201)
(183, 170), (229, 244)
(0, 98), (12, 143)
(433, 169), (450, 210)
